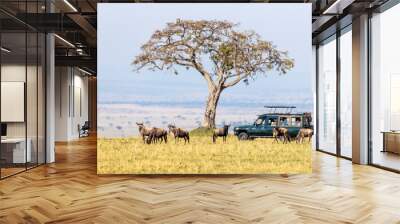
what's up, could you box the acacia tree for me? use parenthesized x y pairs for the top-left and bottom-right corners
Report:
(133, 19), (294, 128)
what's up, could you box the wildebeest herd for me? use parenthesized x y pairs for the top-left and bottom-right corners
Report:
(136, 122), (313, 144)
(273, 127), (314, 144)
(136, 122), (190, 144)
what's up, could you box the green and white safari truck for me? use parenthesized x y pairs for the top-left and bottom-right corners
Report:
(233, 106), (312, 140)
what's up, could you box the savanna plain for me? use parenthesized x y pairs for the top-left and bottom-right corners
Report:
(98, 135), (311, 174)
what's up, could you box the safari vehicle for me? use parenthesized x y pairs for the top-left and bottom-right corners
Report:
(233, 106), (312, 140)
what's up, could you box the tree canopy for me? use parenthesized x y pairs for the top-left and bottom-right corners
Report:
(133, 19), (294, 89)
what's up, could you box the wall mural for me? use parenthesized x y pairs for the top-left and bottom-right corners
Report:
(97, 3), (313, 174)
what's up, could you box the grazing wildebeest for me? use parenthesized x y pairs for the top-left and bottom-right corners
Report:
(147, 127), (168, 144)
(296, 128), (313, 144)
(212, 124), (230, 143)
(273, 127), (290, 144)
(136, 122), (152, 143)
(168, 125), (190, 144)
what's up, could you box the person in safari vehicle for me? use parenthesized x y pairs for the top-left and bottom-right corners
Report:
(233, 106), (312, 141)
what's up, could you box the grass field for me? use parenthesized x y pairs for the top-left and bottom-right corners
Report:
(97, 135), (312, 174)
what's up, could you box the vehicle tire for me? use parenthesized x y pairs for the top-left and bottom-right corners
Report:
(238, 132), (249, 141)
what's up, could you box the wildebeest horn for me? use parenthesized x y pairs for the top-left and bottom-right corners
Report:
(136, 122), (143, 125)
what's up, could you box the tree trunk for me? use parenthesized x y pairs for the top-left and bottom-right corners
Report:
(203, 87), (223, 128)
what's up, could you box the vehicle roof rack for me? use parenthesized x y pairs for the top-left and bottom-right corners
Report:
(264, 105), (297, 114)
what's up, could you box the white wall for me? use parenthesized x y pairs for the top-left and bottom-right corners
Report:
(55, 67), (89, 141)
(71, 73), (89, 138)
(1, 65), (40, 138)
(1, 65), (26, 138)
(55, 67), (70, 141)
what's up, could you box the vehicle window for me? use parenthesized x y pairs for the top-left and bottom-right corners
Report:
(255, 118), (263, 125)
(267, 117), (278, 127)
(291, 117), (302, 127)
(279, 116), (290, 127)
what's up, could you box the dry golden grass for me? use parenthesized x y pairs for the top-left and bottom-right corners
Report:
(97, 136), (312, 174)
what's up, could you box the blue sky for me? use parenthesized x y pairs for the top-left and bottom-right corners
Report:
(98, 3), (312, 109)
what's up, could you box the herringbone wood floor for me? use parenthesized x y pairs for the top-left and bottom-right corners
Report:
(1, 136), (400, 224)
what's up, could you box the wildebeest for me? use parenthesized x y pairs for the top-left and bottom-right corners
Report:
(147, 127), (168, 144)
(273, 127), (290, 144)
(136, 122), (152, 143)
(296, 128), (313, 143)
(168, 124), (190, 144)
(212, 124), (230, 143)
